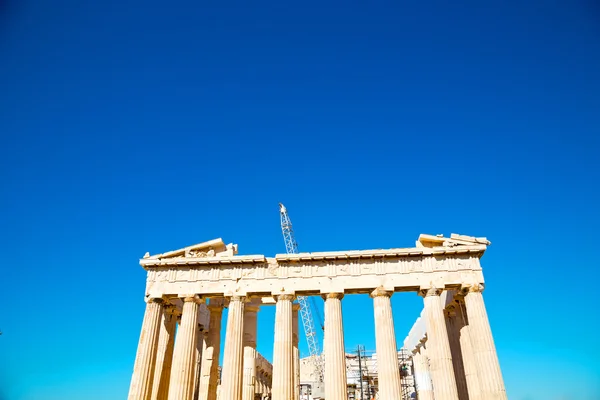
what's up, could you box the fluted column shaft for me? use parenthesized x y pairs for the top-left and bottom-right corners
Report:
(259, 373), (265, 398)
(370, 287), (402, 399)
(421, 288), (459, 400)
(129, 298), (165, 400)
(323, 293), (347, 400)
(272, 294), (294, 400)
(412, 345), (434, 400)
(462, 285), (507, 400)
(292, 304), (300, 400)
(198, 299), (224, 400)
(446, 307), (469, 400)
(456, 300), (481, 400)
(220, 296), (246, 400)
(269, 372), (273, 395)
(151, 305), (178, 400)
(193, 326), (206, 400)
(255, 370), (263, 398)
(168, 296), (203, 400)
(242, 301), (259, 400)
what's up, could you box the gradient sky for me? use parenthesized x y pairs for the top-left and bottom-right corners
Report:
(1, 1), (599, 399)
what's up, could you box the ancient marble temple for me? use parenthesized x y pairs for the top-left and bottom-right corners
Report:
(127, 233), (507, 400)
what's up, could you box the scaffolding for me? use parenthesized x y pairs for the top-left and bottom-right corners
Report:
(343, 346), (415, 400)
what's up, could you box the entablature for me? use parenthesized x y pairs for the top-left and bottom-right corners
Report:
(141, 233), (488, 299)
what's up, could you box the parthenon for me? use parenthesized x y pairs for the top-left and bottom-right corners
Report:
(128, 233), (507, 400)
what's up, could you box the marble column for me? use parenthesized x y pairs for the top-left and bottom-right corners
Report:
(257, 371), (264, 399)
(462, 284), (507, 400)
(370, 287), (402, 399)
(421, 288), (459, 400)
(261, 370), (266, 398)
(151, 305), (178, 400)
(456, 300), (481, 400)
(220, 296), (246, 400)
(292, 304), (300, 400)
(323, 293), (348, 400)
(198, 299), (224, 400)
(271, 294), (294, 400)
(129, 297), (164, 400)
(412, 345), (434, 400)
(193, 326), (206, 400)
(445, 306), (469, 400)
(267, 372), (272, 396)
(168, 296), (203, 400)
(255, 369), (263, 399)
(242, 300), (259, 400)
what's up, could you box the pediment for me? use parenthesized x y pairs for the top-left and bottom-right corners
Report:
(143, 238), (238, 260)
(417, 233), (490, 248)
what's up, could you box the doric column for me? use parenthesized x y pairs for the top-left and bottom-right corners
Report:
(242, 300), (259, 400)
(129, 297), (164, 400)
(255, 369), (263, 398)
(257, 371), (264, 399)
(445, 306), (469, 400)
(292, 304), (300, 400)
(220, 296), (246, 400)
(151, 304), (178, 400)
(271, 293), (295, 400)
(420, 287), (459, 400)
(198, 299), (224, 400)
(323, 293), (348, 400)
(462, 284), (507, 400)
(370, 287), (402, 399)
(419, 288), (458, 400)
(193, 326), (206, 400)
(267, 371), (272, 396)
(412, 344), (434, 400)
(168, 295), (203, 400)
(260, 369), (267, 399)
(456, 300), (481, 400)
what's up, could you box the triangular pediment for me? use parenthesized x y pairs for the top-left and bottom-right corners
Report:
(417, 233), (490, 248)
(143, 238), (238, 260)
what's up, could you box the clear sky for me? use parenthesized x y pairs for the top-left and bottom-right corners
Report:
(1, 1), (599, 399)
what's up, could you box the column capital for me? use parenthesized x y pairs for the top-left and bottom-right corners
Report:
(207, 297), (225, 311)
(145, 296), (165, 304)
(273, 293), (295, 301)
(182, 294), (205, 304)
(461, 283), (485, 294)
(244, 298), (261, 313)
(226, 295), (246, 302)
(164, 304), (179, 315)
(244, 304), (260, 313)
(370, 286), (392, 298)
(418, 287), (443, 298)
(321, 292), (344, 300)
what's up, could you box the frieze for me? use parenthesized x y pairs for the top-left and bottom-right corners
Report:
(349, 260), (360, 276)
(176, 268), (189, 281)
(167, 269), (177, 283)
(142, 239), (487, 297)
(287, 265), (303, 277)
(145, 253), (480, 286)
(267, 262), (278, 277)
(219, 267), (233, 280)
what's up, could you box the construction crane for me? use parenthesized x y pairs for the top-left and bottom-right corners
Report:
(279, 203), (324, 384)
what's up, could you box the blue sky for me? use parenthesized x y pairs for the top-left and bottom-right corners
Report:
(1, 1), (599, 399)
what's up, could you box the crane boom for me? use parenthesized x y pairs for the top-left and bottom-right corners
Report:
(279, 203), (324, 383)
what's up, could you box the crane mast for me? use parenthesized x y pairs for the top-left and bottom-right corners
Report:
(279, 203), (324, 383)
